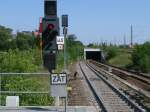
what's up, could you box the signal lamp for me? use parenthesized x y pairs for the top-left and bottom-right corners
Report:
(48, 24), (54, 30)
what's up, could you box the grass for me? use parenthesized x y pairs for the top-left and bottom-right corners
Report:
(108, 52), (132, 68)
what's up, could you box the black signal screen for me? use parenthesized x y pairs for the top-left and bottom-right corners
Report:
(45, 1), (57, 16)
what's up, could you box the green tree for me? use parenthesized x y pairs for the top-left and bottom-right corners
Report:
(0, 49), (53, 106)
(16, 32), (35, 50)
(106, 47), (118, 60)
(0, 49), (39, 72)
(56, 34), (84, 72)
(66, 35), (84, 62)
(132, 42), (150, 73)
(0, 25), (13, 50)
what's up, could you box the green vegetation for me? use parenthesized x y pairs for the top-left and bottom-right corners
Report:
(88, 41), (150, 73)
(105, 47), (118, 60)
(131, 42), (150, 73)
(16, 32), (35, 50)
(0, 25), (83, 106)
(1, 23), (149, 106)
(66, 35), (84, 62)
(56, 34), (84, 72)
(0, 49), (40, 72)
(106, 42), (150, 73)
(108, 51), (132, 68)
(108, 42), (150, 73)
(0, 49), (54, 106)
(0, 25), (36, 51)
(0, 25), (53, 106)
(0, 26), (13, 50)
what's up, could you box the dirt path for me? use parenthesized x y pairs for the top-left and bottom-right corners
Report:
(67, 62), (97, 107)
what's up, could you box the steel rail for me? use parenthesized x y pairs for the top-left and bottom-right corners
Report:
(90, 60), (150, 80)
(89, 60), (150, 99)
(86, 61), (145, 112)
(79, 62), (107, 112)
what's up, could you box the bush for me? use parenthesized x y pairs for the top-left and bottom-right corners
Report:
(131, 42), (150, 73)
(0, 49), (54, 106)
(106, 47), (118, 60)
(0, 49), (39, 72)
(0, 26), (13, 51)
(55, 34), (84, 72)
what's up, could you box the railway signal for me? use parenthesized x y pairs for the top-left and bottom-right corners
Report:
(42, 18), (59, 51)
(44, 0), (57, 18)
(42, 0), (59, 71)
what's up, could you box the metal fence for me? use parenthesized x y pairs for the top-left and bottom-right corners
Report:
(0, 73), (51, 106)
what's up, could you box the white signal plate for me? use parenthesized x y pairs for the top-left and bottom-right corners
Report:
(58, 44), (64, 50)
(57, 36), (64, 45)
(51, 74), (67, 85)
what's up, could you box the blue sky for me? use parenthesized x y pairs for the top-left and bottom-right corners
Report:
(0, 0), (150, 45)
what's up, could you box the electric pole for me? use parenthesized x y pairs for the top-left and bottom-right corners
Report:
(124, 35), (126, 48)
(131, 25), (133, 47)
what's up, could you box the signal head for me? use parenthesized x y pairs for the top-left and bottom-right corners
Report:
(48, 24), (55, 30)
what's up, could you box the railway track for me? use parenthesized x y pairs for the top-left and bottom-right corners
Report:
(89, 60), (150, 98)
(89, 60), (150, 85)
(79, 61), (145, 112)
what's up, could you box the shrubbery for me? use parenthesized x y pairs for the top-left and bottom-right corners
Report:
(106, 47), (118, 60)
(0, 49), (54, 106)
(0, 25), (83, 105)
(0, 49), (39, 72)
(56, 34), (84, 72)
(0, 26), (13, 50)
(131, 42), (150, 73)
(67, 35), (84, 62)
